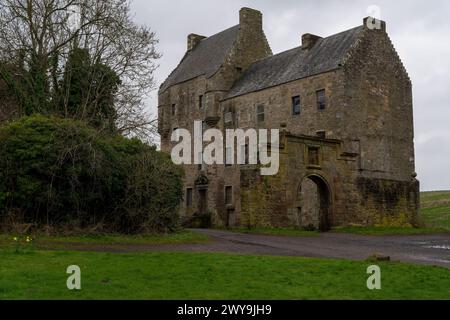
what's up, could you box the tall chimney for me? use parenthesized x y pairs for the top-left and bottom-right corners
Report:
(302, 33), (322, 50)
(187, 33), (206, 51)
(239, 7), (263, 31)
(363, 16), (386, 32)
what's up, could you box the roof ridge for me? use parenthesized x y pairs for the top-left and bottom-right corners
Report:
(159, 24), (240, 93)
(226, 25), (365, 99)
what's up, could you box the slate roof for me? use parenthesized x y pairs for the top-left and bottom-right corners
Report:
(226, 26), (364, 99)
(159, 25), (240, 93)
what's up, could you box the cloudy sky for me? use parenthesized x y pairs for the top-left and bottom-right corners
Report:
(130, 0), (450, 191)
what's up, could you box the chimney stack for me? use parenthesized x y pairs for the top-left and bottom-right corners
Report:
(302, 33), (322, 50)
(187, 33), (206, 51)
(363, 16), (386, 32)
(239, 7), (263, 31)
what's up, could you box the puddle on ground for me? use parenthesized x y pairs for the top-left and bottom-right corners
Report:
(424, 245), (450, 250)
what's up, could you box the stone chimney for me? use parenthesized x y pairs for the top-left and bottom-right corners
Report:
(187, 33), (206, 51)
(363, 16), (386, 32)
(302, 33), (322, 50)
(239, 7), (263, 31)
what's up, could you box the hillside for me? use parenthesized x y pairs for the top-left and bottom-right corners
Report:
(421, 191), (450, 230)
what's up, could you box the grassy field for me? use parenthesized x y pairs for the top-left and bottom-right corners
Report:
(0, 230), (209, 251)
(0, 250), (449, 300)
(0, 192), (448, 300)
(421, 191), (450, 230)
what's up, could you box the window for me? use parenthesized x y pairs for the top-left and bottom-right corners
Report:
(186, 188), (193, 207)
(225, 186), (233, 205)
(199, 95), (204, 109)
(225, 147), (233, 166)
(238, 143), (249, 164)
(171, 104), (176, 116)
(172, 127), (179, 140)
(308, 147), (320, 166)
(224, 112), (233, 125)
(316, 89), (326, 110)
(198, 152), (204, 171)
(257, 105), (265, 122)
(292, 96), (301, 115)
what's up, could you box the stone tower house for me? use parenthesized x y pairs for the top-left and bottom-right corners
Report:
(158, 8), (419, 230)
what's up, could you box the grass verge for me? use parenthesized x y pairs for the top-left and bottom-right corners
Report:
(421, 191), (450, 231)
(0, 230), (209, 250)
(0, 250), (448, 300)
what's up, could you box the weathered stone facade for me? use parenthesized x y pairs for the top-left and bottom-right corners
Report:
(158, 8), (419, 230)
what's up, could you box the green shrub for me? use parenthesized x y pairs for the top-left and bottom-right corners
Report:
(0, 115), (183, 233)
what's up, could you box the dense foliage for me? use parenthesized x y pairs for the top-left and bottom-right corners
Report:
(0, 115), (183, 233)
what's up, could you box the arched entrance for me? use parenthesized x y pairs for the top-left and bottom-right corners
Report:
(298, 174), (332, 232)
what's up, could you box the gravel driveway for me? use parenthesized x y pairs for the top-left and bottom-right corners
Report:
(188, 229), (450, 268)
(59, 229), (450, 268)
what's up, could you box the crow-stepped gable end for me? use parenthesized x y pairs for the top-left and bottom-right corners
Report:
(158, 8), (419, 231)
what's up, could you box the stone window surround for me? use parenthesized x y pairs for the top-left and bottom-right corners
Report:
(225, 186), (233, 205)
(292, 95), (301, 116)
(186, 188), (193, 207)
(256, 104), (265, 122)
(306, 145), (322, 169)
(171, 103), (176, 116)
(316, 89), (326, 110)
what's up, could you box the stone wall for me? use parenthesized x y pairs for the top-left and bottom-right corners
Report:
(158, 13), (419, 229)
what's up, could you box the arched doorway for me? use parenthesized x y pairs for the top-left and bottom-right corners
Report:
(298, 174), (332, 232)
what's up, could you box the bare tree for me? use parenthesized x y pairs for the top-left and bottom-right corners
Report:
(0, 0), (160, 141)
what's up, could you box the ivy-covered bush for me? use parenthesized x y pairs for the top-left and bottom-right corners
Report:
(0, 115), (183, 234)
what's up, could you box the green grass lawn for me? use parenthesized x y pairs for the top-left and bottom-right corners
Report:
(421, 191), (450, 230)
(0, 250), (449, 300)
(0, 230), (209, 251)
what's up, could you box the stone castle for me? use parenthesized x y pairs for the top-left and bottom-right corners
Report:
(158, 8), (419, 231)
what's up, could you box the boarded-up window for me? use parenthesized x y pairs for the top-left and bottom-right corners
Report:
(308, 147), (320, 166)
(186, 188), (193, 207)
(316, 90), (326, 110)
(316, 131), (326, 139)
(171, 104), (176, 116)
(225, 147), (233, 166)
(224, 112), (233, 125)
(292, 96), (301, 115)
(225, 186), (233, 205)
(257, 105), (265, 122)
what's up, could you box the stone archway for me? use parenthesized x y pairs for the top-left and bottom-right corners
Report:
(298, 174), (332, 232)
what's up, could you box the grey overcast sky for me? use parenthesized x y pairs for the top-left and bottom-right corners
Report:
(130, 0), (450, 191)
